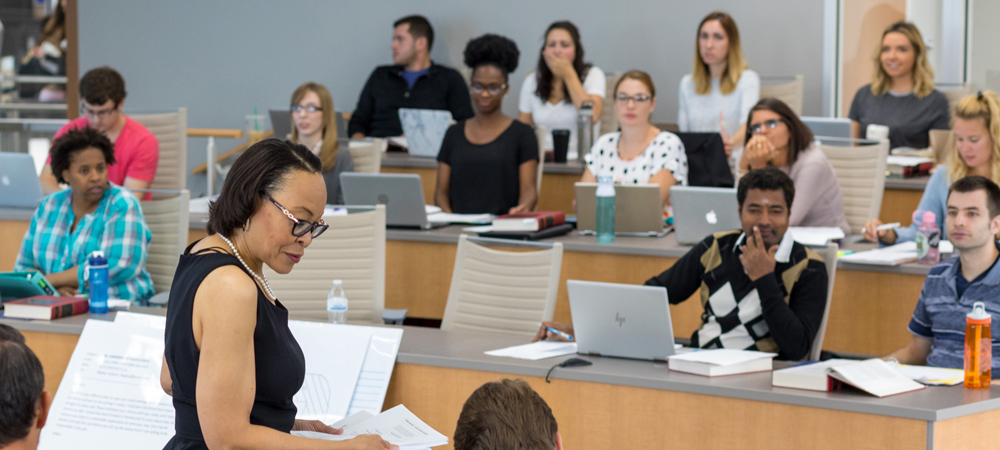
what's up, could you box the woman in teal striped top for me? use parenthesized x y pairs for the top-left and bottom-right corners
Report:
(15, 127), (153, 302)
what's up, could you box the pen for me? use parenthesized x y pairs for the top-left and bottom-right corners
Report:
(547, 327), (573, 341)
(875, 222), (900, 231)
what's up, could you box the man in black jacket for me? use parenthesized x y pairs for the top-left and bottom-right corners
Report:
(349, 15), (474, 139)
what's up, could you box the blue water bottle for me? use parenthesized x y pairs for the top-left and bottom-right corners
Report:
(87, 251), (109, 314)
(596, 175), (616, 243)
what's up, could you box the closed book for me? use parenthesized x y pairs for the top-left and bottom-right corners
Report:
(886, 156), (934, 178)
(492, 211), (566, 232)
(666, 349), (776, 377)
(772, 359), (857, 391)
(477, 223), (573, 241)
(3, 296), (89, 320)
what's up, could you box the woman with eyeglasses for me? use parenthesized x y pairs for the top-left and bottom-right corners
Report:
(580, 70), (687, 208)
(434, 34), (539, 215)
(739, 98), (850, 234)
(161, 139), (395, 450)
(517, 21), (605, 159)
(289, 82), (354, 204)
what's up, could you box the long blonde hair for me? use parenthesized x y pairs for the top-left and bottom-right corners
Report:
(691, 11), (748, 96)
(870, 22), (935, 98)
(949, 91), (1000, 184)
(289, 82), (339, 172)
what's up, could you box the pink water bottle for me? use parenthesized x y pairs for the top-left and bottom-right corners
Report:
(915, 211), (940, 265)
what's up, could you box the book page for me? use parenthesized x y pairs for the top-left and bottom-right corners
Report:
(828, 359), (925, 397)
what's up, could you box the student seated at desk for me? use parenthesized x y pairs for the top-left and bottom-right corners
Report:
(289, 82), (354, 204)
(348, 15), (474, 139)
(579, 70), (687, 209)
(885, 176), (1000, 375)
(453, 379), (563, 450)
(0, 325), (51, 450)
(434, 34), (539, 215)
(15, 128), (154, 302)
(39, 67), (159, 199)
(539, 168), (828, 361)
(865, 91), (1000, 245)
(738, 98), (850, 235)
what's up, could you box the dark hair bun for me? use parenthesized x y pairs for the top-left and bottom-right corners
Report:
(463, 34), (519, 76)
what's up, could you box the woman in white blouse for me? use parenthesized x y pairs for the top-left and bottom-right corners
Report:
(580, 71), (688, 208)
(678, 11), (760, 156)
(518, 21), (606, 159)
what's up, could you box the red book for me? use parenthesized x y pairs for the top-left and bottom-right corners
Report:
(3, 296), (89, 320)
(492, 211), (566, 232)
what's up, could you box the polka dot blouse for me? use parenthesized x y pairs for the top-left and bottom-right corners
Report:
(584, 131), (688, 186)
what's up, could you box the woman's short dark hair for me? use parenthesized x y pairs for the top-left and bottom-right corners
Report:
(80, 66), (126, 107)
(464, 34), (519, 81)
(534, 21), (592, 103)
(0, 340), (44, 446)
(49, 127), (116, 185)
(207, 139), (322, 238)
(743, 98), (815, 166)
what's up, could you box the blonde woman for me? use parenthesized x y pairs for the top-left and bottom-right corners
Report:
(677, 11), (759, 156)
(289, 82), (354, 204)
(865, 91), (1000, 244)
(849, 22), (950, 149)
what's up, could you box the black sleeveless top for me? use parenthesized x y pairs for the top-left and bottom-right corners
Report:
(162, 242), (306, 449)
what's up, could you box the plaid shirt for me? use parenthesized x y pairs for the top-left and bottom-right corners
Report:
(15, 184), (154, 302)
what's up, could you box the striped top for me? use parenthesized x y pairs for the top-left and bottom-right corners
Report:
(15, 184), (154, 302)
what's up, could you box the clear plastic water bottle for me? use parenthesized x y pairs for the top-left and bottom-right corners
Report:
(915, 211), (940, 265)
(576, 100), (594, 161)
(87, 251), (108, 314)
(327, 279), (348, 324)
(596, 175), (616, 243)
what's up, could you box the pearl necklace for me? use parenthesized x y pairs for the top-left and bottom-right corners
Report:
(218, 234), (277, 301)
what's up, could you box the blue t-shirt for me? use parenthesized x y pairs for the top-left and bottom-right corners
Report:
(956, 255), (998, 299)
(402, 68), (429, 89)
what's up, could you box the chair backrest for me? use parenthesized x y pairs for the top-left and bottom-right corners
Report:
(534, 124), (547, 207)
(940, 83), (971, 113)
(599, 71), (623, 136)
(809, 243), (838, 361)
(347, 138), (383, 173)
(138, 190), (190, 295)
(760, 75), (804, 116)
(264, 205), (386, 322)
(441, 235), (563, 336)
(818, 138), (890, 234)
(929, 129), (953, 164)
(130, 108), (187, 192)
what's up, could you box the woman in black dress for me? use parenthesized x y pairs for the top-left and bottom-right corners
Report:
(159, 139), (394, 450)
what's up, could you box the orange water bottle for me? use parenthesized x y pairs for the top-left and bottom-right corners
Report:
(964, 302), (992, 389)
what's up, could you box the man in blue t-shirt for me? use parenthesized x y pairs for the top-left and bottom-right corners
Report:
(886, 176), (1000, 373)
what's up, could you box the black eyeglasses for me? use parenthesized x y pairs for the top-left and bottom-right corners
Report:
(265, 194), (328, 238)
(750, 119), (782, 134)
(290, 105), (323, 113)
(470, 83), (507, 96)
(615, 94), (652, 104)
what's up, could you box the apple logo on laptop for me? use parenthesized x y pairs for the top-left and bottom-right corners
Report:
(0, 175), (9, 186)
(705, 210), (718, 225)
(377, 194), (389, 204)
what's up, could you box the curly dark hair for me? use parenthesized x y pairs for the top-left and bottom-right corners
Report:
(80, 66), (126, 107)
(534, 21), (592, 103)
(463, 34), (519, 81)
(49, 127), (116, 185)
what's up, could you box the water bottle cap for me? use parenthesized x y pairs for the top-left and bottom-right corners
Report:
(922, 211), (936, 224)
(968, 301), (992, 324)
(88, 250), (107, 265)
(332, 279), (343, 286)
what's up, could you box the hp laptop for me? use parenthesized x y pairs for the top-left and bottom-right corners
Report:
(567, 280), (676, 361)
(574, 183), (665, 236)
(397, 108), (452, 158)
(339, 172), (446, 229)
(670, 186), (741, 245)
(0, 153), (44, 209)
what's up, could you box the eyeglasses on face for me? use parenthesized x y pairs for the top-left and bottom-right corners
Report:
(470, 83), (507, 96)
(290, 105), (323, 114)
(750, 119), (782, 134)
(615, 94), (652, 104)
(265, 194), (328, 238)
(80, 104), (117, 119)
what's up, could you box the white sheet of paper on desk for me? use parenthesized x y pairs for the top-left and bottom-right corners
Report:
(463, 225), (493, 233)
(294, 404), (448, 449)
(286, 320), (371, 424)
(840, 241), (954, 265)
(39, 320), (174, 450)
(788, 227), (845, 246)
(427, 212), (493, 224)
(893, 364), (964, 386)
(485, 341), (579, 360)
(666, 349), (776, 366)
(886, 155), (935, 166)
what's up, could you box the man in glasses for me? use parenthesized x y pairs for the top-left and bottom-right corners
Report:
(40, 66), (159, 199)
(348, 15), (473, 140)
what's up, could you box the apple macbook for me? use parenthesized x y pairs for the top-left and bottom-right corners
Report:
(567, 280), (676, 361)
(0, 153), (44, 209)
(801, 117), (853, 146)
(670, 186), (742, 245)
(574, 183), (666, 237)
(397, 108), (453, 158)
(339, 172), (446, 230)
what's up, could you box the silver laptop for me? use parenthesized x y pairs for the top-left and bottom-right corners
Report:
(397, 108), (452, 158)
(801, 116), (853, 145)
(271, 109), (349, 141)
(0, 153), (44, 209)
(339, 172), (446, 229)
(567, 280), (676, 361)
(670, 186), (741, 245)
(574, 183), (665, 236)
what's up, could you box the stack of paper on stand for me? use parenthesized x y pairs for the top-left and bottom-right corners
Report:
(484, 341), (579, 360)
(293, 405), (448, 449)
(826, 359), (926, 397)
(840, 241), (955, 265)
(772, 359), (858, 391)
(427, 212), (492, 224)
(666, 349), (776, 377)
(788, 227), (845, 246)
(891, 364), (964, 386)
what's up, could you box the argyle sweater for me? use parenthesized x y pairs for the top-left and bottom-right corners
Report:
(645, 230), (828, 360)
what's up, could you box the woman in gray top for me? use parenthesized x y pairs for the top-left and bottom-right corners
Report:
(848, 22), (950, 149)
(289, 82), (354, 204)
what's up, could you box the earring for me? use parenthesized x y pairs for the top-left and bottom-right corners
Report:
(243, 217), (251, 232)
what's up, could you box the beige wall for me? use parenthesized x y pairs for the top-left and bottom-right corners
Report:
(840, 0), (907, 117)
(970, 0), (1000, 92)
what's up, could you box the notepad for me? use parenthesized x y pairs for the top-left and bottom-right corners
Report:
(839, 241), (954, 266)
(667, 349), (776, 377)
(891, 364), (964, 386)
(484, 341), (579, 360)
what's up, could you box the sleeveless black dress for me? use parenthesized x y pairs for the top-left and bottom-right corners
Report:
(162, 242), (306, 449)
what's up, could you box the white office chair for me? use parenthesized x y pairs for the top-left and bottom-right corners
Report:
(818, 138), (890, 234)
(440, 235), (563, 337)
(264, 205), (386, 322)
(809, 243), (838, 361)
(760, 75), (804, 116)
(131, 108), (188, 192)
(347, 138), (383, 174)
(599, 71), (623, 136)
(136, 189), (190, 303)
